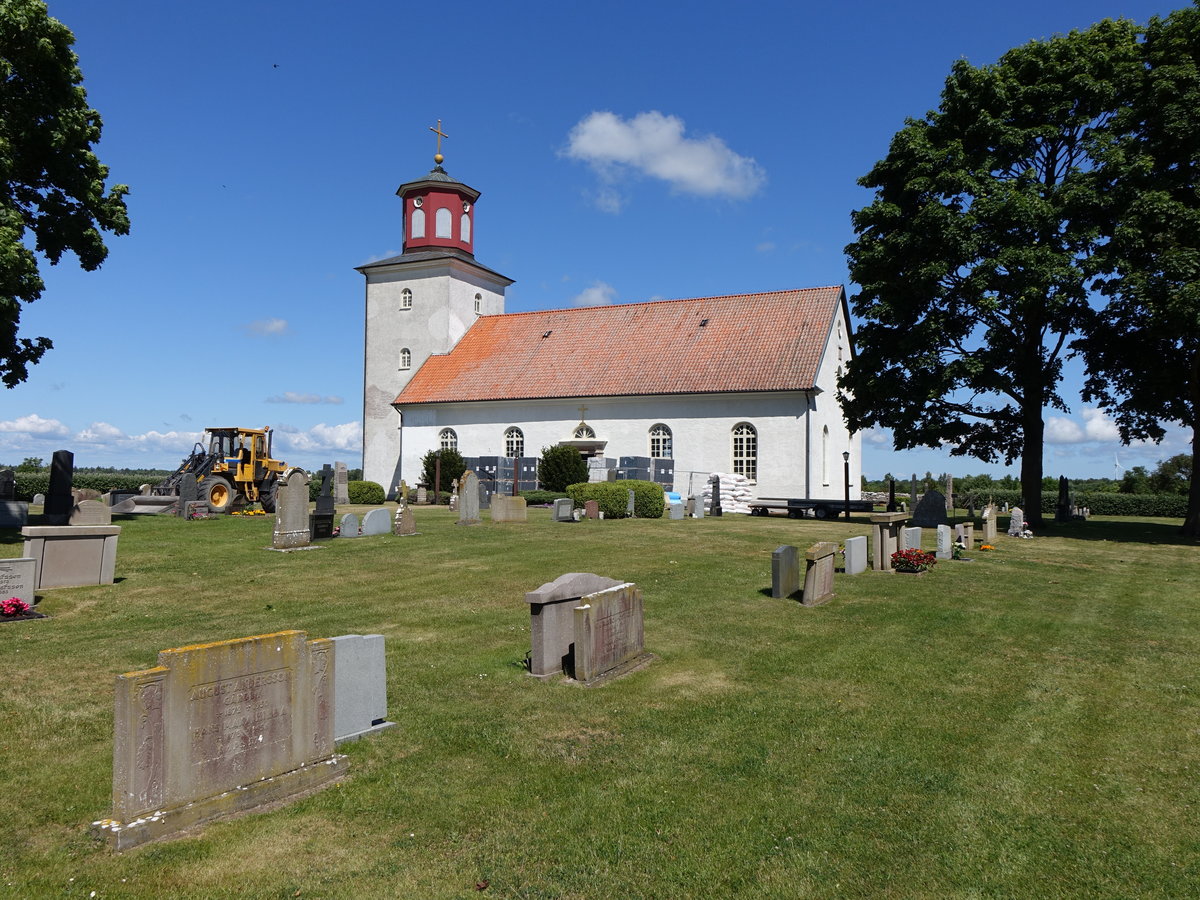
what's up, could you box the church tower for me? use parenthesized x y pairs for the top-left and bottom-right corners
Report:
(358, 124), (513, 495)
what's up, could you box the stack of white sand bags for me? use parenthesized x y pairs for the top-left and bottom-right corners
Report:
(701, 473), (753, 514)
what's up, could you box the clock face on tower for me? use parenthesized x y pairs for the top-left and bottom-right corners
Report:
(462, 201), (471, 212)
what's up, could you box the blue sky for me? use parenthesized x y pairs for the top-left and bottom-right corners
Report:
(2, 0), (1189, 479)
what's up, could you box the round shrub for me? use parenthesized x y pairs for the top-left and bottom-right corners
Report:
(564, 479), (666, 518)
(421, 448), (465, 495)
(348, 480), (385, 504)
(538, 444), (588, 492)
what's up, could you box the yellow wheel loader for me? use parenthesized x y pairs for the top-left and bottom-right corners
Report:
(154, 426), (287, 513)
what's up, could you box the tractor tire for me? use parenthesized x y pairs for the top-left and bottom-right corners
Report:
(259, 477), (278, 514)
(202, 476), (235, 514)
(813, 505), (829, 519)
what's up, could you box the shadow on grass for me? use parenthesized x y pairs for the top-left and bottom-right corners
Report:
(1027, 518), (1196, 546)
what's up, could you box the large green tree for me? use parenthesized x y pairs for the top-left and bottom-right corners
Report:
(0, 0), (129, 387)
(1077, 5), (1200, 536)
(840, 20), (1139, 527)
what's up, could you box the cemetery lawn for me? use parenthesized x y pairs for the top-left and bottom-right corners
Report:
(2, 508), (1198, 899)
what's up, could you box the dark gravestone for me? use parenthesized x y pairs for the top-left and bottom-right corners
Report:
(1056, 476), (1072, 523)
(0, 468), (15, 501)
(886, 478), (897, 512)
(45, 450), (75, 525)
(310, 512), (335, 539)
(709, 474), (723, 517)
(316, 465), (335, 516)
(178, 473), (198, 518)
(911, 489), (947, 528)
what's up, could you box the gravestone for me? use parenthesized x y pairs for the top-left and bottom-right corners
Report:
(573, 582), (646, 684)
(869, 512), (907, 572)
(490, 496), (527, 523)
(1008, 506), (1025, 536)
(668, 501), (685, 519)
(360, 508), (391, 536)
(1056, 475), (1072, 523)
(45, 450), (74, 525)
(626, 489), (636, 518)
(457, 471), (480, 525)
(553, 498), (575, 522)
(96, 630), (347, 850)
(909, 474), (918, 511)
(936, 524), (953, 560)
(912, 489), (946, 528)
(954, 523), (965, 544)
(0, 500), (28, 528)
(844, 535), (867, 575)
(981, 505), (997, 543)
(886, 478), (897, 512)
(22, 525), (120, 588)
(71, 499), (113, 526)
(272, 468), (311, 549)
(526, 573), (623, 678)
(393, 504), (417, 535)
(900, 526), (922, 551)
(584, 499), (600, 520)
(334, 461), (349, 504)
(338, 512), (360, 538)
(0, 557), (36, 609)
(178, 473), (198, 518)
(0, 468), (14, 500)
(398, 480), (409, 504)
(330, 634), (395, 743)
(315, 465), (335, 516)
(690, 494), (705, 517)
(416, 486), (428, 505)
(32, 493), (45, 506)
(962, 522), (974, 547)
(478, 480), (490, 510)
(771, 545), (800, 599)
(709, 474), (723, 516)
(945, 474), (954, 515)
(801, 542), (837, 606)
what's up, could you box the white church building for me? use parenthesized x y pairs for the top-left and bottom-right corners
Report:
(359, 153), (861, 502)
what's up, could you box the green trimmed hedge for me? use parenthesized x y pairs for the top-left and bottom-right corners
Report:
(12, 472), (154, 500)
(565, 480), (666, 519)
(957, 489), (1188, 518)
(348, 481), (385, 504)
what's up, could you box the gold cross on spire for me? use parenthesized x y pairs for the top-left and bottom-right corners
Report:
(429, 118), (448, 165)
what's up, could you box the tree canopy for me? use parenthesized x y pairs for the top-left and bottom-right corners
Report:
(1077, 5), (1200, 535)
(840, 19), (1140, 526)
(0, 0), (129, 387)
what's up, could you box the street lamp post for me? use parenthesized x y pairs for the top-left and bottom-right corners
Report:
(842, 451), (851, 520)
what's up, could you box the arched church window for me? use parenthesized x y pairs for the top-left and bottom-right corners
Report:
(411, 208), (425, 239)
(574, 424), (595, 439)
(461, 214), (471, 244)
(439, 428), (457, 451)
(401, 288), (412, 310)
(649, 424), (673, 458)
(474, 293), (482, 314)
(505, 427), (524, 458)
(822, 425), (830, 485)
(399, 348), (411, 370)
(435, 207), (452, 238)
(732, 422), (757, 482)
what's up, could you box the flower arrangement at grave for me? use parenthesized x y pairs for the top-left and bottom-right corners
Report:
(231, 509), (267, 516)
(2, 597), (30, 617)
(891, 548), (937, 573)
(979, 544), (996, 551)
(952, 541), (965, 560)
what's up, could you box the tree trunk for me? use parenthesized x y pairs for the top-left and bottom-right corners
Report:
(1183, 353), (1200, 537)
(1020, 410), (1045, 529)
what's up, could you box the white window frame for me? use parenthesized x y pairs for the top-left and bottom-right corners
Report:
(649, 423), (673, 459)
(732, 422), (757, 482)
(401, 288), (412, 310)
(505, 427), (524, 458)
(439, 428), (457, 451)
(399, 348), (411, 370)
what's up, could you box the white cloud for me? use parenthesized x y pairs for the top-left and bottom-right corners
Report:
(272, 422), (362, 455)
(76, 421), (126, 443)
(245, 318), (290, 336)
(1081, 407), (1120, 442)
(863, 427), (890, 446)
(1045, 408), (1122, 445)
(0, 414), (71, 437)
(569, 281), (618, 307)
(266, 392), (344, 405)
(756, 241), (777, 253)
(564, 111), (766, 211)
(1044, 417), (1085, 444)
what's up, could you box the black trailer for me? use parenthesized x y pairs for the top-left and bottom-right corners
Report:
(748, 497), (876, 519)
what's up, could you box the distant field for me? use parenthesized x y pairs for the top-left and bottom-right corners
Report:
(1, 508), (1197, 898)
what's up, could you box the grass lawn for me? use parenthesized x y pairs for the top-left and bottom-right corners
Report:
(1, 506), (1198, 898)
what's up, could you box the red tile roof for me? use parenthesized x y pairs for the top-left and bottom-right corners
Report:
(394, 287), (845, 405)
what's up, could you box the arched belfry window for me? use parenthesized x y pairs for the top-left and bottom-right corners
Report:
(574, 424), (595, 439)
(474, 293), (482, 314)
(439, 428), (457, 451)
(505, 427), (524, 458)
(399, 348), (411, 370)
(461, 214), (471, 244)
(401, 288), (412, 310)
(649, 424), (673, 458)
(822, 425), (830, 485)
(732, 422), (757, 482)
(410, 208), (425, 239)
(435, 207), (452, 238)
